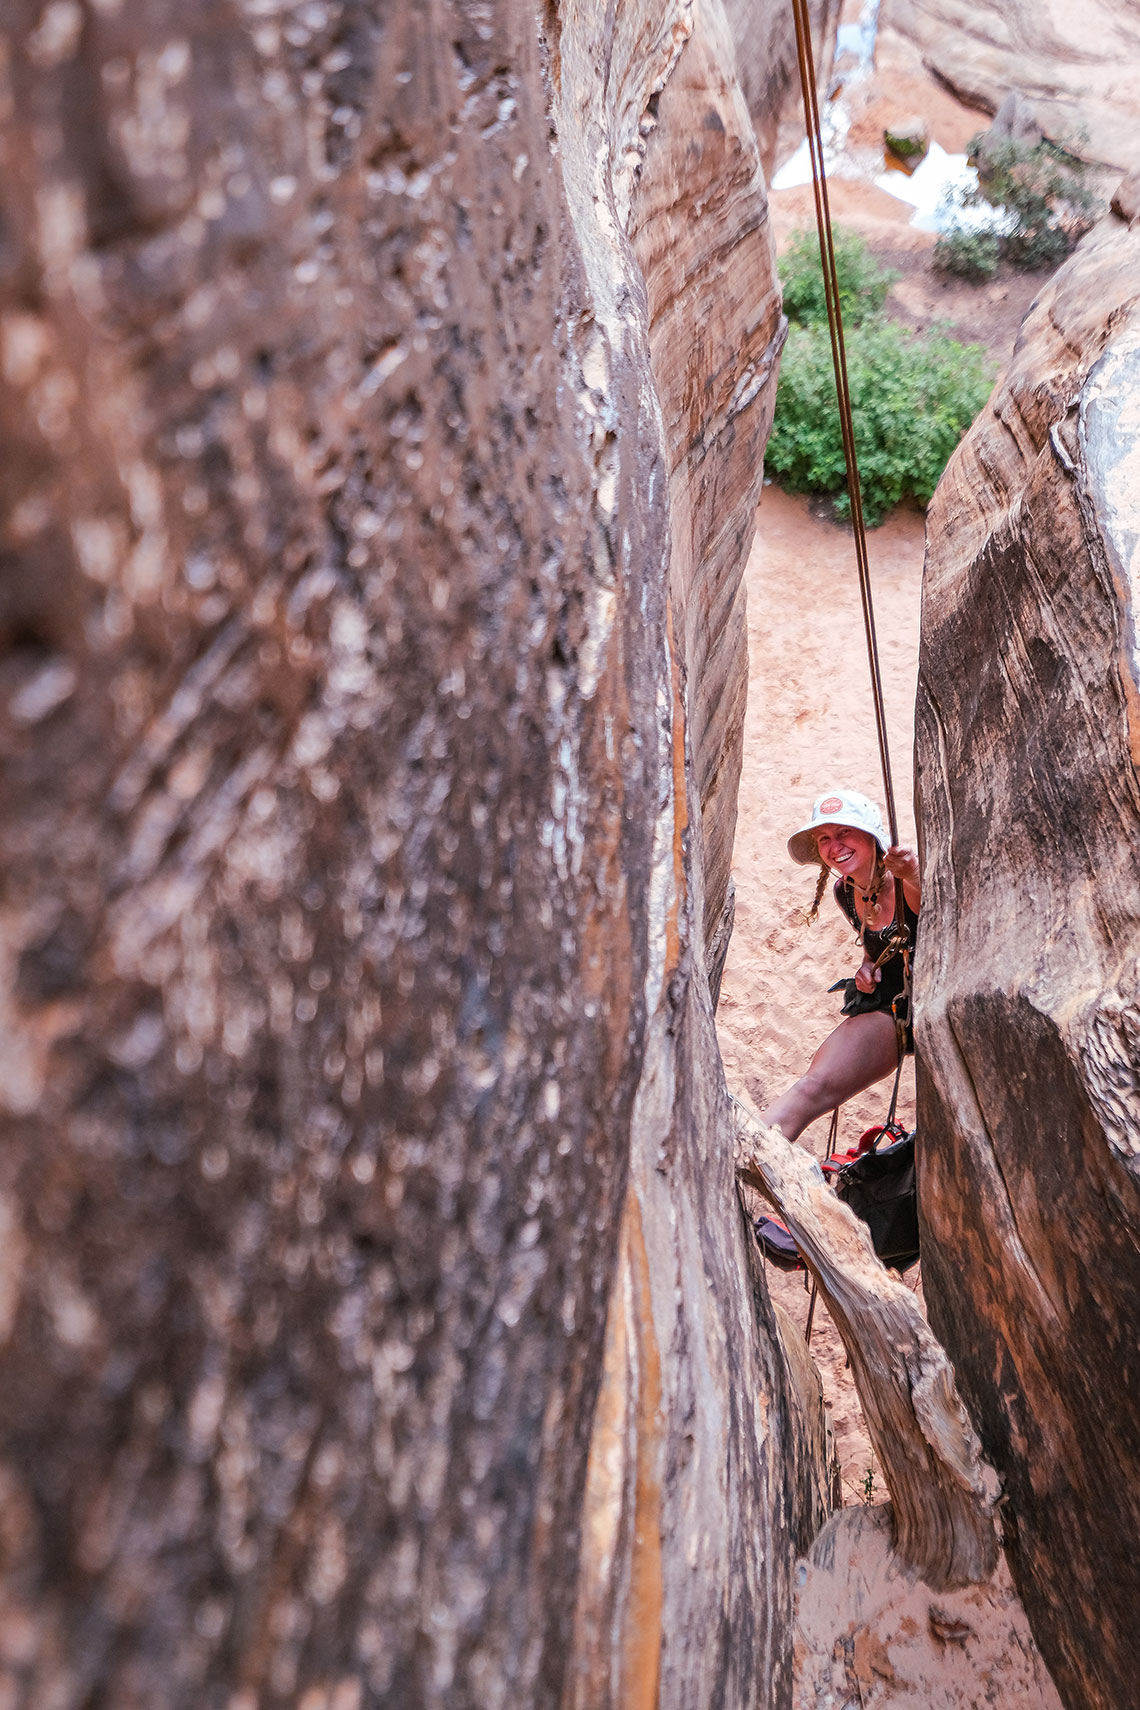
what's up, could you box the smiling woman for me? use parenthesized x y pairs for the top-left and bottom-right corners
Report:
(760, 787), (920, 1145)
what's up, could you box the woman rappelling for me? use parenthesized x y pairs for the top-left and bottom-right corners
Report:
(760, 788), (920, 1146)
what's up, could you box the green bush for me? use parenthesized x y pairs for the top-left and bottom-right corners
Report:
(932, 227), (1000, 281)
(770, 226), (995, 525)
(778, 225), (897, 329)
(766, 319), (995, 527)
(941, 135), (1100, 272)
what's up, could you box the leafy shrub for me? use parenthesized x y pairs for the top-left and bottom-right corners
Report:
(940, 135), (1100, 273)
(778, 225), (897, 329)
(770, 225), (994, 525)
(984, 137), (1099, 267)
(766, 318), (995, 527)
(932, 227), (1000, 281)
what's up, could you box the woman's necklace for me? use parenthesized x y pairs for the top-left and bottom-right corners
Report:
(859, 870), (892, 926)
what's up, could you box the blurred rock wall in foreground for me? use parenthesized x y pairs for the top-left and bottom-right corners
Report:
(0, 2), (822, 1705)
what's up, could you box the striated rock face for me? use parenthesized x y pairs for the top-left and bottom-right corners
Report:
(0, 1), (815, 1705)
(630, 0), (788, 994)
(557, 3), (830, 1704)
(916, 199), (1140, 1710)
(882, 0), (1140, 172)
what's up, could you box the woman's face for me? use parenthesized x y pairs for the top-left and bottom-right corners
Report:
(815, 823), (878, 885)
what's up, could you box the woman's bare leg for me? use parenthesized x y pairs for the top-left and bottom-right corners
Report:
(760, 1011), (900, 1144)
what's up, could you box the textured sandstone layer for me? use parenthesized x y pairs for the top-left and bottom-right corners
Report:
(0, 1), (817, 1706)
(916, 199), (1140, 1710)
(629, 0), (788, 991)
(882, 0), (1140, 172)
(560, 4), (831, 1704)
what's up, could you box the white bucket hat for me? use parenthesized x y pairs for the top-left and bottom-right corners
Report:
(787, 788), (889, 866)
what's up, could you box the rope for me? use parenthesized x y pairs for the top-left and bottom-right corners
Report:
(806, 1103), (843, 1342)
(788, 0), (900, 854)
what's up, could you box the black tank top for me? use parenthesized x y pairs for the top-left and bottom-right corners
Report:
(834, 878), (919, 1010)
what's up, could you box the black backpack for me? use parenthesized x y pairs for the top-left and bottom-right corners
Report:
(833, 1124), (919, 1272)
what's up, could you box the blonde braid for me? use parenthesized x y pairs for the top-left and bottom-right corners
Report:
(804, 859), (830, 924)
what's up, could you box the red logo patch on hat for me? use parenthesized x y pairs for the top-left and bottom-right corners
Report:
(819, 796), (843, 814)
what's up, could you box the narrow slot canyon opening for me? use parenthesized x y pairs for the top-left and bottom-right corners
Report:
(716, 19), (1063, 1500)
(711, 34), (1096, 1686)
(716, 484), (1072, 1706)
(715, 481), (923, 1495)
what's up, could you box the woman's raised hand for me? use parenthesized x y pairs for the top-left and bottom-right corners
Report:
(884, 845), (921, 907)
(884, 845), (918, 881)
